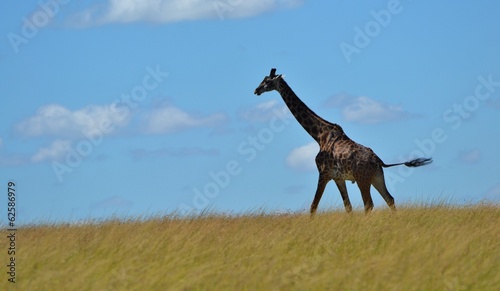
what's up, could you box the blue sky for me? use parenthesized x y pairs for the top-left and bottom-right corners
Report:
(1, 0), (499, 224)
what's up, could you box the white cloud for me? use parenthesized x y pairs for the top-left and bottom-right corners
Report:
(68, 0), (304, 27)
(143, 105), (227, 134)
(32, 140), (72, 163)
(15, 104), (129, 139)
(14, 101), (227, 165)
(286, 142), (318, 172)
(458, 149), (481, 164)
(256, 100), (279, 111)
(325, 93), (415, 124)
(16, 102), (224, 138)
(238, 100), (288, 122)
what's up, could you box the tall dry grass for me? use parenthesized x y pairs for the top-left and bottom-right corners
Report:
(1, 204), (498, 290)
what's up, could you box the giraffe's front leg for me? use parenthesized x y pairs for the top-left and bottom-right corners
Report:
(310, 173), (329, 217)
(334, 179), (352, 213)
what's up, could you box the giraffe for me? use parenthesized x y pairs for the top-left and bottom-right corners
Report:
(254, 68), (432, 215)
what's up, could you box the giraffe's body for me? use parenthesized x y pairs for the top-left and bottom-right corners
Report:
(254, 68), (432, 215)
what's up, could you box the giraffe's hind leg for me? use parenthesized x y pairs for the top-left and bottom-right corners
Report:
(372, 170), (396, 211)
(334, 180), (352, 213)
(356, 180), (374, 213)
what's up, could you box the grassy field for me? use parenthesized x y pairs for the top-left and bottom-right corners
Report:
(2, 204), (499, 290)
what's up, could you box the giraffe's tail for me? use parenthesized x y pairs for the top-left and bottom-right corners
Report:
(382, 157), (433, 168)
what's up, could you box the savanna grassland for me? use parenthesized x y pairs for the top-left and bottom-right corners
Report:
(2, 204), (499, 290)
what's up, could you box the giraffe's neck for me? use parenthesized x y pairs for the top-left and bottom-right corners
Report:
(276, 78), (341, 143)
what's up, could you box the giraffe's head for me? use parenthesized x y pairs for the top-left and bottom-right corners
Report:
(254, 68), (282, 96)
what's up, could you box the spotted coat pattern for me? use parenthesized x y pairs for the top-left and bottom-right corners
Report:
(254, 68), (431, 215)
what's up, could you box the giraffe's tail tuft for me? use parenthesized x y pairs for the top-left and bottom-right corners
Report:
(382, 157), (433, 168)
(404, 157), (433, 167)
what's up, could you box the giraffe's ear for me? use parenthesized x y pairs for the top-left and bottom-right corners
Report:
(270, 68), (276, 78)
